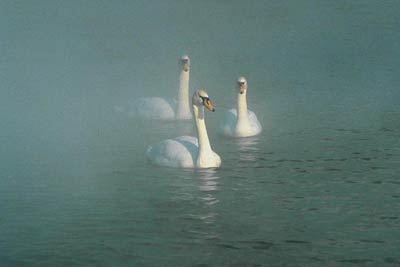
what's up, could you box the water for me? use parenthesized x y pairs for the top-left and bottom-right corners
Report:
(1, 1), (400, 266)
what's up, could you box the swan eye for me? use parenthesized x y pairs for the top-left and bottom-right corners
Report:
(200, 96), (209, 103)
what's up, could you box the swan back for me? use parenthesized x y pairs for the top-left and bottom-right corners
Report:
(146, 136), (198, 168)
(132, 97), (176, 120)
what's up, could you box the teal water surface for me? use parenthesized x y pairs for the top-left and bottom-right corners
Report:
(1, 1), (400, 266)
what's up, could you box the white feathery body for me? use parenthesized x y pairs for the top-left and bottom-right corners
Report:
(219, 77), (262, 137)
(146, 90), (221, 168)
(131, 55), (192, 120)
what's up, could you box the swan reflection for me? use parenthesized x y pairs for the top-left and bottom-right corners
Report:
(237, 136), (260, 162)
(169, 169), (220, 241)
(197, 169), (220, 206)
(170, 168), (219, 204)
(198, 169), (219, 191)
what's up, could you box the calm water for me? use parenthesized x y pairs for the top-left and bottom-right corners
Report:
(1, 1), (400, 266)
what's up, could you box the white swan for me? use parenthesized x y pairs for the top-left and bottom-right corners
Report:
(146, 90), (221, 168)
(219, 77), (262, 137)
(133, 55), (192, 120)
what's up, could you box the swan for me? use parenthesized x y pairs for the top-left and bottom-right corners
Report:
(133, 55), (192, 120)
(219, 77), (262, 137)
(146, 90), (221, 168)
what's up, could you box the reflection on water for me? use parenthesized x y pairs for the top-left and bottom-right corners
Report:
(237, 136), (260, 152)
(167, 169), (220, 242)
(169, 168), (220, 210)
(197, 169), (219, 192)
(236, 136), (260, 163)
(194, 170), (219, 234)
(197, 169), (220, 207)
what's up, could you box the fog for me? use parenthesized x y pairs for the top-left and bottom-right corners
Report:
(2, 0), (400, 177)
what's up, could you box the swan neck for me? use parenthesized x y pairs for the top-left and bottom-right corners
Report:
(176, 69), (191, 119)
(193, 105), (212, 158)
(237, 92), (249, 124)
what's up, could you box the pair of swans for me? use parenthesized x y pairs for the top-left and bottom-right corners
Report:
(138, 56), (262, 168)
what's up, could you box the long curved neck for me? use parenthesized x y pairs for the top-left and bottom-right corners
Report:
(193, 105), (212, 165)
(237, 92), (250, 127)
(176, 69), (191, 119)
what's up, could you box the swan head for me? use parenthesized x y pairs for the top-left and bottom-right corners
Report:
(237, 76), (247, 94)
(181, 55), (190, 72)
(192, 90), (215, 112)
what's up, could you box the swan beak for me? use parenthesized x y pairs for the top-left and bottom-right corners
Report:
(182, 60), (190, 72)
(239, 83), (246, 94)
(204, 99), (215, 112)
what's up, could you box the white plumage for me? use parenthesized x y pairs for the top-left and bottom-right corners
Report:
(130, 97), (176, 120)
(219, 77), (262, 137)
(146, 136), (198, 168)
(131, 55), (192, 120)
(147, 90), (221, 168)
(219, 108), (262, 137)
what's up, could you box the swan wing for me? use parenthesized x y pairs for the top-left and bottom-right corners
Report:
(219, 108), (237, 136)
(130, 97), (177, 120)
(219, 109), (262, 136)
(146, 136), (198, 168)
(247, 109), (262, 135)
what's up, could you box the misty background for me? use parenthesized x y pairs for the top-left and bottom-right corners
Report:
(1, 1), (400, 266)
(0, 0), (399, 186)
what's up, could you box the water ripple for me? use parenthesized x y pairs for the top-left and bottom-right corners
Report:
(338, 259), (373, 264)
(285, 240), (310, 244)
(238, 240), (274, 250)
(216, 243), (240, 250)
(358, 239), (385, 244)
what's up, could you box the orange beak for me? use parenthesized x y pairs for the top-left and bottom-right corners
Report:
(203, 99), (215, 112)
